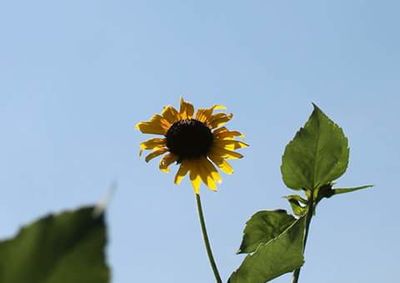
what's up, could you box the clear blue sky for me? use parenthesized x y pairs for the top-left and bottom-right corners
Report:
(0, 1), (399, 282)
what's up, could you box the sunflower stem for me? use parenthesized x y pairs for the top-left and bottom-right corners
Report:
(292, 192), (315, 283)
(195, 193), (222, 283)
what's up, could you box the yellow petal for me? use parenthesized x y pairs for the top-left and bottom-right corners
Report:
(215, 130), (244, 140)
(197, 158), (217, 191)
(196, 104), (227, 123)
(135, 114), (171, 135)
(145, 147), (168, 162)
(212, 104), (226, 111)
(135, 122), (165, 135)
(189, 161), (202, 194)
(161, 105), (179, 124)
(213, 127), (228, 134)
(202, 158), (222, 185)
(159, 153), (178, 172)
(211, 147), (243, 159)
(139, 138), (166, 156)
(179, 98), (195, 119)
(209, 113), (233, 129)
(174, 161), (190, 185)
(214, 140), (249, 150)
(209, 153), (234, 174)
(195, 108), (213, 123)
(140, 138), (166, 150)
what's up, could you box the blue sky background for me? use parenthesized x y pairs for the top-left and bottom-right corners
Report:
(0, 1), (399, 282)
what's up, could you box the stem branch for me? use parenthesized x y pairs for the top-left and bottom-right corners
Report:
(195, 193), (222, 283)
(292, 192), (315, 283)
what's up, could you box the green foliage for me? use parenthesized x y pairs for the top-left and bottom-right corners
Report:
(0, 206), (109, 283)
(281, 104), (349, 191)
(278, 104), (372, 282)
(230, 104), (372, 283)
(229, 216), (306, 283)
(238, 210), (296, 254)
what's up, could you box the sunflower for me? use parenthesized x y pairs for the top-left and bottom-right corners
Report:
(136, 98), (248, 193)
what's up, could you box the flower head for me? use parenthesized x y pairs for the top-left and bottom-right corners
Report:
(136, 98), (248, 193)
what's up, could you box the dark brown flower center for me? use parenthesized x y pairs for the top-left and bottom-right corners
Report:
(166, 119), (213, 161)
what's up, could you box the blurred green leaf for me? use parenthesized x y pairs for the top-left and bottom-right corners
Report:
(229, 216), (306, 283)
(281, 104), (349, 191)
(0, 206), (110, 283)
(238, 210), (296, 254)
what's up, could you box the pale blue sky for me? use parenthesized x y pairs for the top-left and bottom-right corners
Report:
(0, 1), (399, 282)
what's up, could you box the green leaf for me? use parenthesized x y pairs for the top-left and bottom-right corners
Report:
(238, 210), (296, 254)
(281, 104), (349, 191)
(229, 216), (306, 283)
(330, 185), (373, 197)
(0, 206), (110, 283)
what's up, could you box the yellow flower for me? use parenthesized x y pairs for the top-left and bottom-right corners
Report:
(136, 98), (248, 194)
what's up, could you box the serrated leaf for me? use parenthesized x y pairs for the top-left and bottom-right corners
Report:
(330, 185), (373, 197)
(229, 216), (306, 283)
(281, 104), (349, 191)
(0, 206), (110, 283)
(238, 210), (296, 254)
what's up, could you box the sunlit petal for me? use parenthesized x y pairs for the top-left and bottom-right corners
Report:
(209, 113), (233, 129)
(209, 153), (234, 174)
(197, 158), (217, 191)
(139, 138), (166, 156)
(214, 140), (249, 150)
(196, 104), (227, 123)
(211, 104), (226, 111)
(162, 105), (179, 124)
(195, 108), (213, 123)
(203, 158), (222, 184)
(145, 147), (168, 162)
(215, 130), (244, 140)
(213, 127), (228, 134)
(136, 114), (171, 135)
(189, 161), (202, 194)
(159, 153), (178, 172)
(210, 147), (243, 160)
(179, 97), (195, 119)
(140, 138), (166, 150)
(174, 161), (190, 185)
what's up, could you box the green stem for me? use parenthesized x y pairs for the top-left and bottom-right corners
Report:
(292, 193), (315, 283)
(195, 193), (222, 283)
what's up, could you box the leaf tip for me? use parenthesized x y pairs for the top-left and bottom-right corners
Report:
(311, 102), (320, 110)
